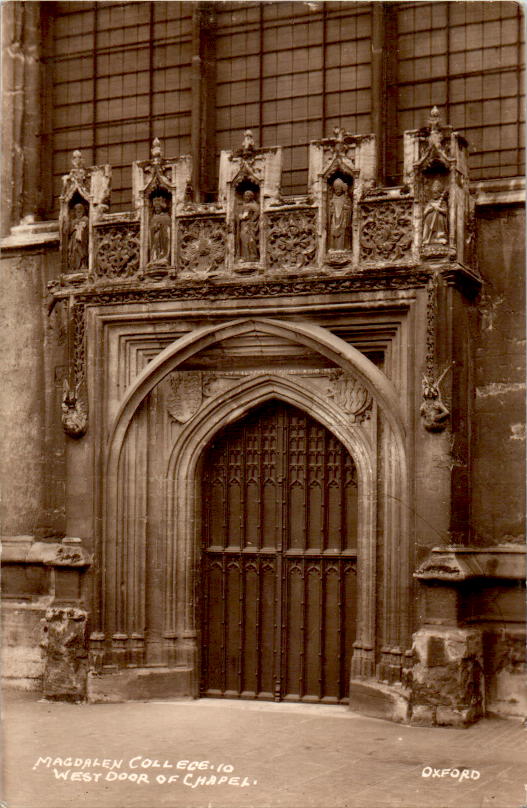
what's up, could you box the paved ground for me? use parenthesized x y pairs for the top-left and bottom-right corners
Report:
(2, 690), (526, 808)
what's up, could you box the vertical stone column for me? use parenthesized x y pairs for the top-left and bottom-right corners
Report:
(1, 1), (42, 236)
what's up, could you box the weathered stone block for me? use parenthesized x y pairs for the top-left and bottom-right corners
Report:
(435, 705), (475, 728)
(41, 607), (88, 700)
(410, 704), (436, 726)
(484, 628), (527, 717)
(411, 627), (484, 726)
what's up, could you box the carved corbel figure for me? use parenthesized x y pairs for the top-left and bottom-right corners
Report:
(61, 378), (88, 438)
(420, 368), (451, 432)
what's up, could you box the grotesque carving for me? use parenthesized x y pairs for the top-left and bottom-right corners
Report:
(267, 210), (317, 271)
(360, 201), (413, 262)
(149, 195), (171, 264)
(422, 178), (448, 246)
(178, 218), (226, 276)
(420, 368), (451, 432)
(67, 202), (89, 272)
(95, 225), (140, 278)
(236, 189), (260, 261)
(328, 177), (352, 251)
(62, 379), (88, 438)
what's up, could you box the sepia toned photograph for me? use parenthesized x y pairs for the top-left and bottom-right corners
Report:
(1, 1), (525, 807)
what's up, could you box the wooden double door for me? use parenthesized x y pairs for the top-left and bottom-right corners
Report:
(200, 400), (358, 703)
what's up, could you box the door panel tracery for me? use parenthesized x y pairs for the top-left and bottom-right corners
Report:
(201, 400), (357, 703)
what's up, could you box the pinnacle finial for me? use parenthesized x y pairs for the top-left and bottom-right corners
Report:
(71, 150), (84, 169)
(151, 137), (162, 160)
(429, 106), (441, 127)
(242, 129), (255, 151)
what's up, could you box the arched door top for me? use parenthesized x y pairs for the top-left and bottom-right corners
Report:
(106, 317), (406, 476)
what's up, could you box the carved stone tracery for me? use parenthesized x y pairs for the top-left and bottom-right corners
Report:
(95, 225), (140, 279)
(267, 209), (317, 271)
(360, 201), (413, 262)
(178, 218), (226, 276)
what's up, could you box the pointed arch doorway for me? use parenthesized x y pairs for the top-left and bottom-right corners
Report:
(200, 399), (358, 703)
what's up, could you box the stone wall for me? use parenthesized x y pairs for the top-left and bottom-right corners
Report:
(472, 204), (525, 547)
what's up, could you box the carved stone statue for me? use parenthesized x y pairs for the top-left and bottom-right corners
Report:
(67, 202), (89, 272)
(236, 190), (260, 261)
(422, 179), (448, 246)
(328, 178), (352, 250)
(149, 196), (171, 264)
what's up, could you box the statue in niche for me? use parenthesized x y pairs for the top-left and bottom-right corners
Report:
(67, 202), (89, 272)
(422, 178), (448, 246)
(236, 189), (260, 261)
(328, 178), (352, 251)
(149, 195), (171, 264)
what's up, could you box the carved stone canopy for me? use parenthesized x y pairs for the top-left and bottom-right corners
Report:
(53, 113), (478, 291)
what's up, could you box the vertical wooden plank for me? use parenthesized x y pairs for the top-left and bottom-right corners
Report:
(258, 560), (275, 698)
(284, 563), (303, 700)
(242, 560), (258, 698)
(341, 561), (358, 701)
(304, 565), (322, 700)
(322, 564), (340, 702)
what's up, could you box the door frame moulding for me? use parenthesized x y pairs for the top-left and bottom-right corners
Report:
(165, 373), (376, 691)
(88, 315), (412, 699)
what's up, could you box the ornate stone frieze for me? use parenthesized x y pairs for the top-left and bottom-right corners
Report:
(95, 224), (140, 279)
(178, 217), (226, 277)
(360, 200), (413, 262)
(266, 209), (317, 271)
(53, 114), (479, 291)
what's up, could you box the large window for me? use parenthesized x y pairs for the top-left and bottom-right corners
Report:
(216, 1), (372, 194)
(393, 1), (524, 180)
(47, 1), (192, 212)
(45, 1), (524, 214)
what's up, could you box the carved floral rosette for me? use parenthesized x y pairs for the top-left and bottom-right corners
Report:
(94, 223), (141, 280)
(178, 217), (226, 277)
(266, 209), (317, 272)
(360, 200), (413, 263)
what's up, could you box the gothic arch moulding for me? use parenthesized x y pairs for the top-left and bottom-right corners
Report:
(94, 318), (411, 697)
